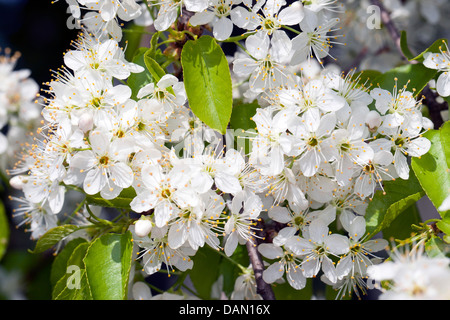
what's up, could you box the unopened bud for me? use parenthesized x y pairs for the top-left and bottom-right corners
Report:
(365, 110), (382, 132)
(422, 117), (434, 131)
(78, 112), (93, 133)
(134, 218), (152, 238)
(9, 175), (27, 190)
(132, 281), (152, 300)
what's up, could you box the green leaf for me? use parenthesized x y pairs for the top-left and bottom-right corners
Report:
(365, 171), (425, 238)
(411, 123), (450, 218)
(272, 279), (313, 300)
(144, 53), (166, 83)
(54, 269), (92, 300)
(31, 225), (82, 254)
(123, 24), (146, 62)
(425, 235), (448, 258)
(230, 101), (258, 131)
(127, 47), (155, 100)
(53, 241), (92, 300)
(440, 121), (450, 169)
(400, 31), (416, 61)
(353, 69), (383, 91)
(0, 200), (9, 261)
(382, 203), (421, 240)
(50, 237), (87, 287)
(83, 232), (133, 300)
(218, 245), (250, 296)
(146, 31), (161, 60)
(437, 215), (450, 236)
(181, 35), (233, 134)
(85, 186), (136, 209)
(372, 63), (437, 98)
(229, 101), (259, 154)
(189, 246), (222, 299)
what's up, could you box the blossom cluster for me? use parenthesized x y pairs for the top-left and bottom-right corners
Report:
(6, 0), (440, 300)
(0, 49), (41, 172)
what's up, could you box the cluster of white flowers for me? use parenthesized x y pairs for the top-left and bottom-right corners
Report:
(367, 242), (450, 300)
(65, 0), (153, 41)
(0, 49), (41, 172)
(6, 0), (441, 300)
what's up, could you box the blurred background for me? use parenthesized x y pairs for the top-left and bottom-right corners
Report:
(0, 0), (79, 300)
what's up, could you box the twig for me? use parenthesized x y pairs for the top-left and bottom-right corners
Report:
(369, 0), (408, 61)
(246, 220), (276, 300)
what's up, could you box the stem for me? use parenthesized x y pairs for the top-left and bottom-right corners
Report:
(246, 239), (276, 300)
(234, 41), (257, 61)
(282, 25), (301, 35)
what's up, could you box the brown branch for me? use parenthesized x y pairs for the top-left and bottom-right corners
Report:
(246, 238), (276, 300)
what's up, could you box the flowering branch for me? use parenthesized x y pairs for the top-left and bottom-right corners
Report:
(370, 0), (446, 128)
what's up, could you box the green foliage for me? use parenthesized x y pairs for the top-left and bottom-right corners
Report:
(83, 232), (134, 300)
(365, 171), (425, 238)
(181, 35), (233, 134)
(400, 31), (448, 63)
(411, 123), (450, 228)
(127, 47), (156, 100)
(371, 63), (437, 98)
(0, 201), (9, 261)
(31, 225), (82, 254)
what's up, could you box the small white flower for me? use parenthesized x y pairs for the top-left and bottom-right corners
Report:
(423, 42), (450, 97)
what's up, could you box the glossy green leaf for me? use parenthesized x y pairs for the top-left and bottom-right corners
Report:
(50, 237), (87, 287)
(181, 35), (233, 134)
(189, 246), (222, 299)
(365, 172), (425, 238)
(54, 269), (92, 300)
(31, 225), (82, 254)
(272, 279), (313, 300)
(144, 53), (166, 83)
(53, 242), (92, 300)
(382, 203), (421, 240)
(352, 69), (383, 91)
(127, 47), (155, 100)
(411, 123), (450, 218)
(83, 232), (133, 300)
(372, 63), (437, 98)
(400, 31), (416, 61)
(400, 31), (448, 62)
(0, 200), (9, 261)
(218, 244), (250, 296)
(123, 24), (146, 62)
(230, 101), (258, 131)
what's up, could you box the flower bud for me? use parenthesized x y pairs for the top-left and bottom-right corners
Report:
(365, 110), (382, 132)
(132, 281), (152, 300)
(422, 117), (434, 131)
(9, 175), (27, 190)
(78, 112), (93, 133)
(134, 218), (152, 238)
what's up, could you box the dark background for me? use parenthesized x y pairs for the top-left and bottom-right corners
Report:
(0, 0), (79, 86)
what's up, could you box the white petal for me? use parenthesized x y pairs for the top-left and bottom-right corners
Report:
(212, 17), (233, 41)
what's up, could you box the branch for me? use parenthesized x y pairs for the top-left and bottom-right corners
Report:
(246, 220), (276, 300)
(370, 0), (409, 61)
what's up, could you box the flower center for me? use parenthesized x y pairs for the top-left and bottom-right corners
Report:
(308, 137), (319, 147)
(99, 155), (109, 166)
(161, 188), (172, 199)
